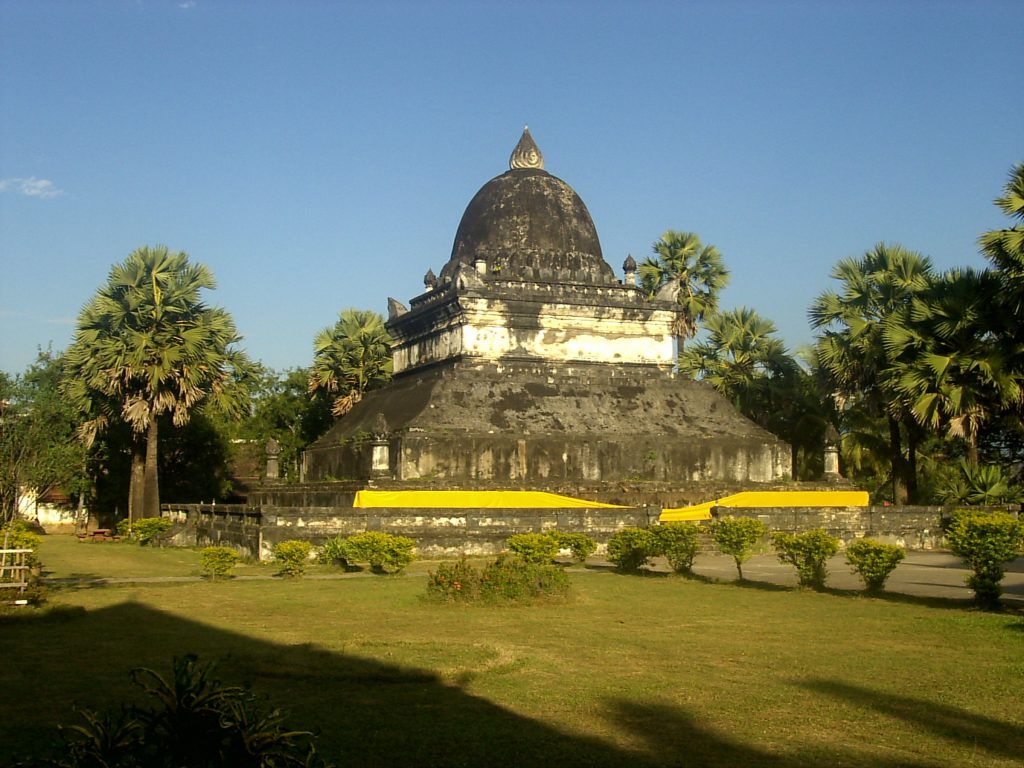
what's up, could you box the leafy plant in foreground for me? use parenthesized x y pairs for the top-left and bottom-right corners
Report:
(710, 517), (766, 580)
(771, 529), (841, 589)
(944, 510), (1024, 607)
(845, 538), (905, 593)
(39, 654), (331, 767)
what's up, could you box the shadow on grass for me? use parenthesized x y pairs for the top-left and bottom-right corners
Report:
(800, 679), (1024, 761)
(0, 603), (1008, 767)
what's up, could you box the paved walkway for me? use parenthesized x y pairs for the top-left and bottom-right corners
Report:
(682, 550), (1024, 605)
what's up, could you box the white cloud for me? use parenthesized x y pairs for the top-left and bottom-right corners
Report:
(0, 177), (63, 199)
(178, 1), (196, 8)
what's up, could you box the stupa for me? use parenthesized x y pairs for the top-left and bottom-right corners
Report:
(303, 129), (790, 488)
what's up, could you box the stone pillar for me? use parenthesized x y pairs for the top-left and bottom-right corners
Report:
(474, 255), (488, 275)
(823, 425), (841, 480)
(265, 438), (281, 481)
(369, 413), (392, 479)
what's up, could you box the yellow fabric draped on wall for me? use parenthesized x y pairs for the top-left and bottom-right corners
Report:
(660, 490), (869, 522)
(352, 490), (630, 509)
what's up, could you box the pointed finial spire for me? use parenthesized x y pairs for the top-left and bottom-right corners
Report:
(509, 125), (544, 170)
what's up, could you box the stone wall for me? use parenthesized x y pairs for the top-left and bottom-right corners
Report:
(165, 497), (1019, 562)
(718, 505), (1019, 550)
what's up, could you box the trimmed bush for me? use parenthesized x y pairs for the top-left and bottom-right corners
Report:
(845, 538), (905, 593)
(945, 510), (1024, 607)
(480, 553), (571, 603)
(425, 555), (571, 604)
(342, 531), (416, 573)
(710, 517), (766, 581)
(426, 557), (482, 602)
(199, 547), (240, 581)
(771, 529), (840, 589)
(652, 523), (701, 574)
(507, 533), (560, 564)
(273, 540), (312, 578)
(545, 531), (597, 564)
(606, 527), (658, 573)
(122, 517), (173, 546)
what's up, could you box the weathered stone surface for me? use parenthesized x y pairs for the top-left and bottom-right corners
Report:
(303, 360), (790, 486)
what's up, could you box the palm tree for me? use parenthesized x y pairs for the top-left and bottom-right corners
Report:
(639, 230), (730, 354)
(63, 246), (251, 523)
(309, 309), (393, 417)
(885, 268), (1021, 463)
(809, 243), (935, 503)
(681, 307), (795, 403)
(979, 163), (1024, 319)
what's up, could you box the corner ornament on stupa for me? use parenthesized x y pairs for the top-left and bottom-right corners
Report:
(509, 126), (544, 170)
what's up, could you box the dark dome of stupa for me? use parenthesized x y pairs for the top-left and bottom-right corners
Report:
(439, 128), (616, 285)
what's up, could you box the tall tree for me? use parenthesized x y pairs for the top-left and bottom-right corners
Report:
(309, 309), (393, 417)
(979, 163), (1024, 322)
(810, 243), (934, 503)
(63, 246), (251, 523)
(639, 230), (730, 354)
(884, 268), (1021, 463)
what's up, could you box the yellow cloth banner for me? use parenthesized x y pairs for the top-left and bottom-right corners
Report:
(352, 490), (630, 509)
(660, 490), (869, 522)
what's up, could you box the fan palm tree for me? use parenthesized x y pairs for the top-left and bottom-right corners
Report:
(809, 243), (935, 502)
(979, 163), (1024, 318)
(639, 230), (730, 353)
(309, 309), (393, 417)
(884, 268), (1021, 463)
(63, 246), (252, 523)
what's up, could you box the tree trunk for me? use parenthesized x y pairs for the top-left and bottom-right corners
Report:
(905, 424), (920, 504)
(142, 418), (160, 519)
(128, 437), (146, 526)
(888, 416), (907, 505)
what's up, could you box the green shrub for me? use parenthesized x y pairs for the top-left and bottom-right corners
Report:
(480, 553), (571, 603)
(317, 535), (353, 568)
(506, 532), (559, 564)
(199, 547), (240, 581)
(845, 538), (905, 593)
(425, 556), (482, 602)
(545, 531), (597, 563)
(273, 539), (312, 578)
(652, 523), (702, 574)
(710, 517), (766, 580)
(425, 555), (571, 604)
(945, 510), (1024, 607)
(342, 531), (416, 573)
(606, 527), (658, 573)
(771, 529), (840, 589)
(0, 520), (42, 567)
(36, 654), (331, 767)
(120, 517), (173, 545)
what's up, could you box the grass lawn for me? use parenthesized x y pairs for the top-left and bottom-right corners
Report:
(2, 536), (1022, 767)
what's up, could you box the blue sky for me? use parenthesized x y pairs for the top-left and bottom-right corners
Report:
(2, 0), (1021, 376)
